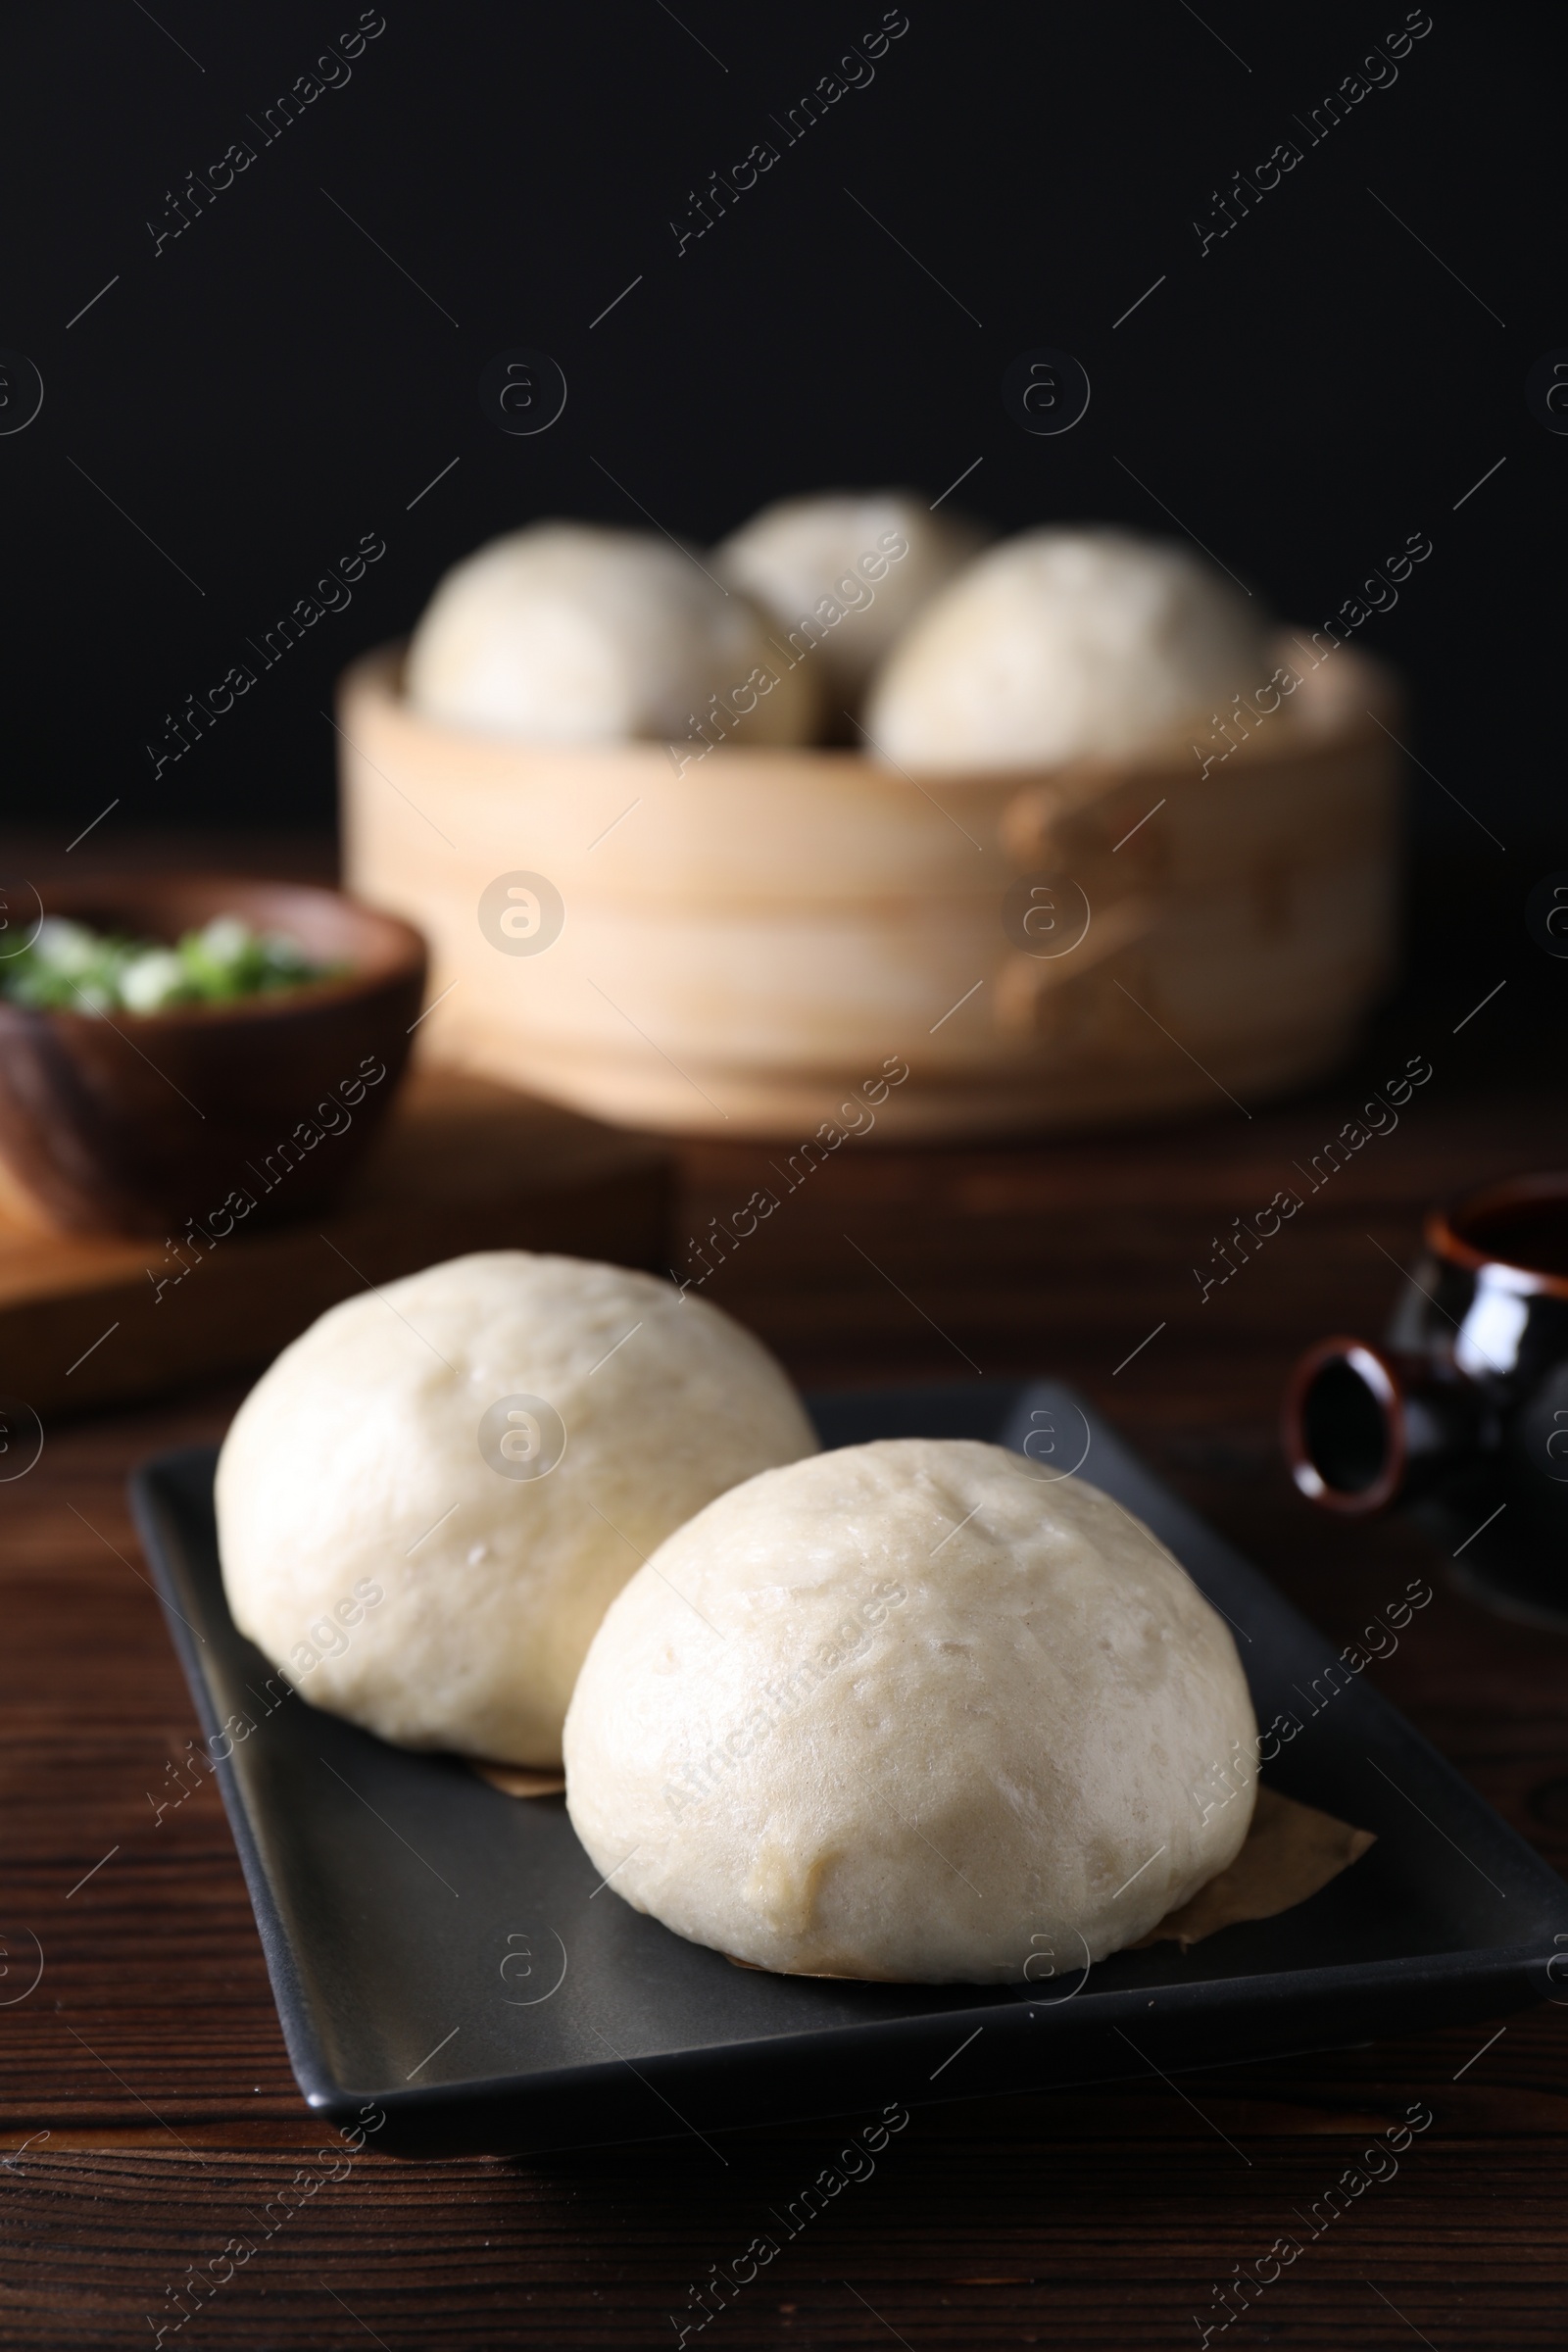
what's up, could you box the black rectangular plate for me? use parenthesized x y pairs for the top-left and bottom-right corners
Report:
(130, 1382), (1568, 2159)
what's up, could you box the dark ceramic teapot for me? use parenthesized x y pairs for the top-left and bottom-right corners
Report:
(1283, 1173), (1568, 1624)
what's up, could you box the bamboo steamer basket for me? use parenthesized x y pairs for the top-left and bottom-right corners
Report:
(338, 640), (1401, 1141)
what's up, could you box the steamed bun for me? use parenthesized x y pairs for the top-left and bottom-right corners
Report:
(406, 522), (819, 747)
(216, 1252), (817, 1765)
(714, 492), (989, 703)
(564, 1438), (1256, 1983)
(863, 528), (1268, 770)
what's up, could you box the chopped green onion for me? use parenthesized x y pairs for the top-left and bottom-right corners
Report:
(0, 913), (342, 1016)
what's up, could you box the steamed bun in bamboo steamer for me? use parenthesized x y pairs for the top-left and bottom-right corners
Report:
(864, 526), (1269, 769)
(406, 521), (819, 746)
(215, 1252), (818, 1766)
(714, 490), (989, 702)
(564, 1438), (1257, 1982)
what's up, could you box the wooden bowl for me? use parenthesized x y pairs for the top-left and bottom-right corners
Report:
(0, 879), (426, 1236)
(338, 640), (1401, 1142)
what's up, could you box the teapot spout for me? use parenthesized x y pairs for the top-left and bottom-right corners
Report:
(1283, 1336), (1485, 1514)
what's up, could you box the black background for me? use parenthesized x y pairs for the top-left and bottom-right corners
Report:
(0, 0), (1558, 889)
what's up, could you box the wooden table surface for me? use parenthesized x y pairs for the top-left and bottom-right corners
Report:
(2, 841), (1565, 2348)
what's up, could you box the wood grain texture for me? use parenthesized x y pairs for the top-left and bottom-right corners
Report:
(0, 1066), (672, 1412)
(0, 878), (426, 1238)
(0, 849), (1565, 2343)
(339, 643), (1401, 1141)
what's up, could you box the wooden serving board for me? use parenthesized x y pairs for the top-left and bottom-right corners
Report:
(0, 1063), (672, 1415)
